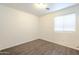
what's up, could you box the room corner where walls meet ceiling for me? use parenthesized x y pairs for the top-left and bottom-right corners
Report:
(0, 3), (78, 17)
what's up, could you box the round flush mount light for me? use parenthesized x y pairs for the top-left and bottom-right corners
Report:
(34, 3), (48, 9)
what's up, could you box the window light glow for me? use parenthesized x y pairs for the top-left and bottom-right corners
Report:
(54, 14), (76, 32)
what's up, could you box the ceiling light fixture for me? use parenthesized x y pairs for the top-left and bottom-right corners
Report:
(34, 3), (48, 9)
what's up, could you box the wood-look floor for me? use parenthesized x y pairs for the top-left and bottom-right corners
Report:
(0, 39), (79, 55)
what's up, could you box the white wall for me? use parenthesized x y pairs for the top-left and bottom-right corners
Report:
(0, 5), (39, 50)
(39, 5), (79, 50)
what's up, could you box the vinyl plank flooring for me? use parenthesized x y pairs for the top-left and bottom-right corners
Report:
(0, 39), (79, 55)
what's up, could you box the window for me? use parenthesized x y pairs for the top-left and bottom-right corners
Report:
(54, 14), (76, 32)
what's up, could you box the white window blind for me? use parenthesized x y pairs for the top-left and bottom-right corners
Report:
(54, 14), (76, 32)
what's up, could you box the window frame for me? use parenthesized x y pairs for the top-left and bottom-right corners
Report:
(54, 13), (76, 32)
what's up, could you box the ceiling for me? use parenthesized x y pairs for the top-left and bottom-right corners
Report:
(0, 3), (78, 16)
